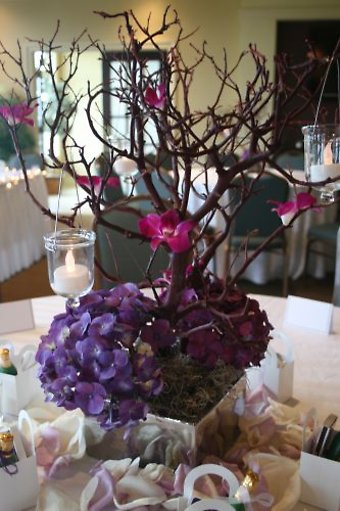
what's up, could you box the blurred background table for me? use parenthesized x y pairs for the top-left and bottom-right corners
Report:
(0, 169), (50, 283)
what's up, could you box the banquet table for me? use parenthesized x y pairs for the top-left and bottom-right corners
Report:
(0, 169), (51, 283)
(182, 167), (337, 285)
(4, 293), (340, 510)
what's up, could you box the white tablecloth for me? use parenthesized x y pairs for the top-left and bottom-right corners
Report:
(183, 167), (337, 284)
(0, 171), (50, 282)
(5, 294), (340, 510)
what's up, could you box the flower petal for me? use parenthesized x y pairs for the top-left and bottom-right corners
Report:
(138, 214), (161, 238)
(166, 233), (192, 253)
(144, 86), (159, 107)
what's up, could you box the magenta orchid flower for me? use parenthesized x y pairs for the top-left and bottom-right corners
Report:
(139, 209), (196, 253)
(0, 102), (37, 126)
(76, 175), (120, 195)
(144, 83), (166, 109)
(270, 192), (318, 226)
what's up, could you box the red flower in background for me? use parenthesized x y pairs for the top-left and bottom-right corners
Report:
(144, 84), (166, 109)
(0, 102), (37, 126)
(76, 175), (120, 195)
(139, 209), (196, 253)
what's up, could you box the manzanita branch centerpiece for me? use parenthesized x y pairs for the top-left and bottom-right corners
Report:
(0, 7), (338, 443)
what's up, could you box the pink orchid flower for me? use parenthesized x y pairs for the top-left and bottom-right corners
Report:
(139, 209), (196, 253)
(76, 175), (120, 195)
(270, 192), (318, 226)
(0, 102), (37, 126)
(144, 83), (166, 109)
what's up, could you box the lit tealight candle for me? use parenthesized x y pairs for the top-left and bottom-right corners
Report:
(53, 250), (89, 295)
(310, 141), (340, 182)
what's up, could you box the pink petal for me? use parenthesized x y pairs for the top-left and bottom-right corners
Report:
(144, 84), (166, 109)
(167, 232), (192, 253)
(138, 214), (161, 238)
(92, 176), (102, 187)
(270, 199), (296, 217)
(157, 83), (166, 98)
(107, 176), (120, 188)
(144, 87), (159, 107)
(0, 102), (36, 126)
(296, 192), (316, 210)
(160, 209), (180, 231)
(77, 176), (91, 187)
(150, 237), (163, 251)
(175, 220), (196, 235)
(155, 84), (166, 108)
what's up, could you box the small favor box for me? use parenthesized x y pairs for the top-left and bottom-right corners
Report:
(261, 330), (294, 403)
(300, 445), (340, 511)
(0, 412), (39, 511)
(0, 345), (42, 416)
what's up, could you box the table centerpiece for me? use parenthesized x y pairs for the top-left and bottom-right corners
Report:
(0, 6), (339, 468)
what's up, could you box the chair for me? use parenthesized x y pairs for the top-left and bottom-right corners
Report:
(305, 221), (340, 304)
(8, 153), (43, 170)
(274, 149), (304, 171)
(206, 152), (239, 169)
(227, 172), (290, 296)
(95, 155), (124, 203)
(146, 151), (172, 171)
(96, 208), (170, 288)
(134, 171), (174, 210)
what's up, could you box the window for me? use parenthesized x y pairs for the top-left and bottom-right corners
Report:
(102, 50), (165, 154)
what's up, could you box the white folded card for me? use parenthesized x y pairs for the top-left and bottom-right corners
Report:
(0, 299), (35, 334)
(284, 295), (333, 334)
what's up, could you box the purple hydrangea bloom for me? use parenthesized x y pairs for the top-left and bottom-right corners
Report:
(36, 284), (164, 430)
(36, 279), (272, 430)
(140, 319), (176, 352)
(74, 382), (107, 415)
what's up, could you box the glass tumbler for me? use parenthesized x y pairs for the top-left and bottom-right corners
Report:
(44, 229), (96, 308)
(302, 124), (340, 202)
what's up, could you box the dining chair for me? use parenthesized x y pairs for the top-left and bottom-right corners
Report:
(226, 172), (290, 296)
(274, 149), (304, 171)
(134, 170), (174, 209)
(96, 208), (170, 288)
(8, 153), (43, 170)
(146, 151), (173, 171)
(206, 152), (239, 169)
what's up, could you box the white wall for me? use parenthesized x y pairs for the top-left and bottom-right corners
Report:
(0, 0), (338, 163)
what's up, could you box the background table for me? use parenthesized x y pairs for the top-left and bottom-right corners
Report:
(0, 170), (50, 282)
(6, 294), (340, 510)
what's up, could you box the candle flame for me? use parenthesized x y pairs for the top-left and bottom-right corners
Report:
(65, 250), (76, 273)
(324, 142), (333, 165)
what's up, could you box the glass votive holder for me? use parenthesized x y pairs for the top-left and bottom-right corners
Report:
(302, 124), (340, 202)
(44, 229), (96, 308)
